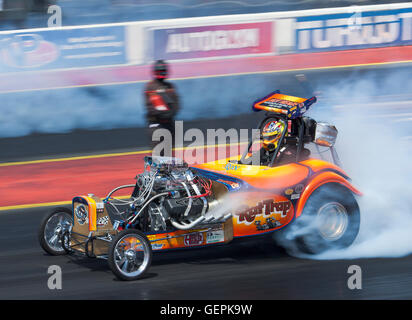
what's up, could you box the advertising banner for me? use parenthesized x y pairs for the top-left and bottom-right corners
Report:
(295, 7), (412, 52)
(0, 25), (126, 72)
(152, 22), (273, 61)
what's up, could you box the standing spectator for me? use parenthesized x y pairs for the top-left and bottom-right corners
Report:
(144, 60), (180, 156)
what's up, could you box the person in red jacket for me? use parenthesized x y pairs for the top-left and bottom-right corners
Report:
(144, 60), (180, 155)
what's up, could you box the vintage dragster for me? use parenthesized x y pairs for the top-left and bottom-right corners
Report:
(39, 91), (361, 281)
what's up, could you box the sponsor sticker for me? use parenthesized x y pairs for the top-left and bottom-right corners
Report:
(217, 179), (240, 190)
(112, 220), (120, 230)
(225, 162), (238, 171)
(96, 201), (105, 213)
(295, 184), (304, 193)
(74, 204), (88, 225)
(97, 216), (109, 226)
(235, 199), (292, 225)
(146, 235), (165, 250)
(285, 188), (294, 196)
(151, 243), (164, 250)
(206, 230), (225, 244)
(184, 233), (204, 246)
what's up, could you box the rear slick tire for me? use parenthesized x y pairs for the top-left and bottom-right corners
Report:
(291, 184), (360, 255)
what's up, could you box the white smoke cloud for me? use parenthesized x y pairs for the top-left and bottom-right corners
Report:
(0, 74), (267, 138)
(0, 85), (147, 138)
(279, 70), (412, 259)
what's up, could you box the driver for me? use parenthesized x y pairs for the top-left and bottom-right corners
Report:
(259, 120), (286, 166)
(259, 119), (310, 166)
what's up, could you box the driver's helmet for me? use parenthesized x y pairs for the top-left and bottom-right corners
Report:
(261, 120), (286, 152)
(153, 60), (168, 80)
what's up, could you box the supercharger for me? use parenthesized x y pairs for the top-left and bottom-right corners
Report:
(112, 157), (229, 232)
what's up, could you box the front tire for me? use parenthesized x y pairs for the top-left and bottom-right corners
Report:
(108, 229), (152, 281)
(38, 207), (73, 256)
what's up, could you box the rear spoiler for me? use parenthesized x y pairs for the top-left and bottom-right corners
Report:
(253, 90), (317, 119)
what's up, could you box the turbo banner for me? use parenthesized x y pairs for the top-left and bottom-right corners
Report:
(295, 7), (412, 52)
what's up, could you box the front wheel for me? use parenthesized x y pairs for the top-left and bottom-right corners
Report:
(108, 229), (152, 281)
(38, 207), (73, 255)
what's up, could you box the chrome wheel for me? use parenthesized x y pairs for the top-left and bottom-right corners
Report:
(281, 186), (360, 255)
(39, 208), (74, 256)
(316, 202), (349, 241)
(44, 212), (73, 253)
(112, 233), (151, 279)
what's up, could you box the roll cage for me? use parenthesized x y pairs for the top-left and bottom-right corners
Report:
(239, 114), (303, 167)
(238, 91), (341, 167)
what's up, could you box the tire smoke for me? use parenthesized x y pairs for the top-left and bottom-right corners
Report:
(280, 70), (412, 259)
